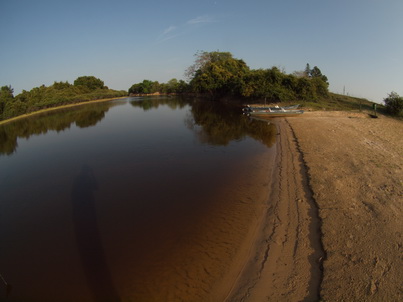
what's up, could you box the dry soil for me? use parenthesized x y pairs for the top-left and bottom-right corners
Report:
(227, 111), (402, 302)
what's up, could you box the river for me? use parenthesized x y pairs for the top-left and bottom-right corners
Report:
(0, 96), (277, 301)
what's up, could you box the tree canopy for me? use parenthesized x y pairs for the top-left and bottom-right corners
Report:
(186, 51), (249, 99)
(306, 64), (329, 84)
(183, 51), (330, 102)
(128, 80), (159, 94)
(74, 76), (105, 90)
(128, 79), (188, 95)
(127, 52), (330, 103)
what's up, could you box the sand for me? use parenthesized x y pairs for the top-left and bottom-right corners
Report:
(227, 111), (402, 301)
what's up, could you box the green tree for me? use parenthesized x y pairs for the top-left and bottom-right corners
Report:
(166, 78), (179, 93)
(151, 81), (160, 94)
(128, 83), (141, 94)
(0, 85), (14, 117)
(281, 74), (298, 91)
(177, 80), (188, 93)
(187, 51), (249, 99)
(383, 92), (403, 116)
(3, 100), (27, 119)
(0, 85), (14, 99)
(311, 77), (329, 98)
(53, 81), (72, 90)
(310, 66), (329, 84)
(74, 76), (105, 90)
(128, 80), (159, 94)
(302, 64), (329, 84)
(241, 67), (297, 102)
(296, 77), (315, 101)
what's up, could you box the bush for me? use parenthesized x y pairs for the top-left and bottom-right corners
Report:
(383, 92), (403, 116)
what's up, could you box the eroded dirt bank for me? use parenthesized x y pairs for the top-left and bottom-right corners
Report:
(227, 111), (402, 302)
(287, 111), (403, 301)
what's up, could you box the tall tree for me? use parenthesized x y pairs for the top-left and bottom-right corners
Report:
(304, 63), (311, 77)
(187, 51), (249, 99)
(310, 66), (329, 84)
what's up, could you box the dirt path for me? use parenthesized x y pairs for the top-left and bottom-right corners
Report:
(227, 111), (402, 302)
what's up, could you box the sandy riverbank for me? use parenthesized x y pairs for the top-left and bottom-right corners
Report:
(1, 102), (401, 300)
(227, 111), (402, 301)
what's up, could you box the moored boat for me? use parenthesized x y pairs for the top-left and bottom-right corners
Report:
(243, 105), (304, 117)
(243, 104), (300, 112)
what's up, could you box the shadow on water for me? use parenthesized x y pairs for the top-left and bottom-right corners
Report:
(71, 165), (120, 302)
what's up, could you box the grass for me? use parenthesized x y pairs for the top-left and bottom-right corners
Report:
(301, 93), (382, 112)
(263, 92), (392, 117)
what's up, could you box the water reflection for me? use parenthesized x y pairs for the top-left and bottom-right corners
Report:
(0, 97), (276, 156)
(71, 165), (120, 302)
(129, 95), (189, 111)
(0, 100), (124, 155)
(186, 100), (277, 147)
(129, 96), (277, 147)
(0, 96), (278, 301)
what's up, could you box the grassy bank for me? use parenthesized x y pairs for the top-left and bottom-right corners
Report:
(302, 93), (381, 111)
(252, 92), (384, 114)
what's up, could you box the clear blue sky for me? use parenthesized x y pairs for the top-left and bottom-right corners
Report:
(1, 0), (402, 102)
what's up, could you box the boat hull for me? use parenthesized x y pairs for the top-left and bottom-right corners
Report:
(242, 104), (303, 117)
(244, 104), (300, 111)
(248, 111), (304, 117)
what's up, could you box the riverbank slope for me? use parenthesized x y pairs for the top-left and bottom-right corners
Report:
(228, 111), (402, 301)
(288, 111), (402, 301)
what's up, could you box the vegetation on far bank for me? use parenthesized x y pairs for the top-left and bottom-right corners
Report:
(1, 51), (402, 121)
(0, 76), (126, 121)
(128, 51), (402, 116)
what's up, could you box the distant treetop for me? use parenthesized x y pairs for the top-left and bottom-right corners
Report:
(74, 76), (105, 90)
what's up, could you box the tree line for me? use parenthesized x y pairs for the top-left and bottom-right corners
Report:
(128, 79), (188, 95)
(129, 51), (330, 103)
(187, 51), (331, 102)
(2, 51), (402, 121)
(0, 76), (126, 121)
(128, 51), (402, 116)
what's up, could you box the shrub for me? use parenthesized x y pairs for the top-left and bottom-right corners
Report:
(383, 92), (403, 116)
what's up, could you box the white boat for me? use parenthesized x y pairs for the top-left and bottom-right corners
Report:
(243, 105), (304, 117)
